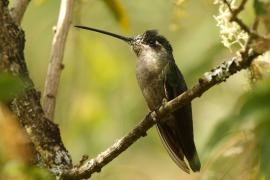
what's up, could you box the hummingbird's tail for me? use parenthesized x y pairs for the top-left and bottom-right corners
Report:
(188, 148), (201, 172)
(156, 113), (201, 173)
(157, 123), (190, 173)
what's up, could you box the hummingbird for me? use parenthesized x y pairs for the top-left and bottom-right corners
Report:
(74, 25), (201, 173)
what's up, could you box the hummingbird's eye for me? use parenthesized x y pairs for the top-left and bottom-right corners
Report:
(149, 40), (156, 46)
(149, 41), (162, 51)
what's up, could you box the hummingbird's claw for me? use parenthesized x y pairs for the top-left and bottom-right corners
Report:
(162, 98), (168, 106)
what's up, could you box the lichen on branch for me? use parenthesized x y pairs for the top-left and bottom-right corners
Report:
(0, 0), (72, 176)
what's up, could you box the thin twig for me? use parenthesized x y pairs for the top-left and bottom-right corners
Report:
(1, 0), (267, 179)
(222, 0), (251, 34)
(43, 0), (74, 120)
(234, 0), (248, 16)
(10, 0), (30, 24)
(0, 0), (72, 175)
(60, 1), (265, 178)
(223, 0), (270, 52)
(61, 50), (260, 179)
(252, 16), (260, 32)
(222, 0), (261, 39)
(222, 0), (234, 12)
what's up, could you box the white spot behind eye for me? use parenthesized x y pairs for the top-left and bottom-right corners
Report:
(155, 41), (161, 46)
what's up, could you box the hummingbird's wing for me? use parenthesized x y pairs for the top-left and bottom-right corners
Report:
(157, 60), (201, 172)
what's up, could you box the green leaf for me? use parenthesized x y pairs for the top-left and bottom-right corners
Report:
(0, 73), (24, 102)
(206, 76), (270, 150)
(240, 77), (270, 117)
(254, 0), (267, 16)
(256, 121), (270, 178)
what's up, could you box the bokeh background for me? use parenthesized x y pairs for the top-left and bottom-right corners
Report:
(1, 0), (270, 179)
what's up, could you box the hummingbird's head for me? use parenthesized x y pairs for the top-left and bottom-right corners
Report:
(74, 26), (173, 60)
(131, 30), (173, 59)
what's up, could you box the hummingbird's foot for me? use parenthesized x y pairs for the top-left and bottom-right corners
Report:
(149, 111), (158, 123)
(155, 98), (170, 124)
(162, 98), (168, 106)
(142, 112), (160, 137)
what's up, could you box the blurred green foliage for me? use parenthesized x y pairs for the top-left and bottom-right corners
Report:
(0, 73), (24, 102)
(102, 0), (129, 30)
(206, 75), (270, 179)
(0, 160), (54, 180)
(254, 0), (268, 16)
(1, 0), (269, 179)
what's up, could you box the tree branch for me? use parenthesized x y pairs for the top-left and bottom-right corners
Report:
(60, 2), (265, 178)
(43, 0), (74, 120)
(234, 0), (248, 16)
(0, 0), (72, 176)
(61, 48), (260, 179)
(0, 0), (267, 179)
(10, 0), (30, 24)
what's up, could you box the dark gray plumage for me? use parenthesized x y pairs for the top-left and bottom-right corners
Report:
(133, 30), (200, 173)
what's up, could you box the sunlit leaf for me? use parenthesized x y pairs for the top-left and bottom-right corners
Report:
(0, 73), (24, 102)
(103, 0), (129, 31)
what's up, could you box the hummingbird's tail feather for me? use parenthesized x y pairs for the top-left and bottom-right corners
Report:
(187, 149), (201, 172)
(156, 113), (201, 173)
(156, 123), (190, 173)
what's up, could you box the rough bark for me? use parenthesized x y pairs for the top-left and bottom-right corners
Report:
(0, 0), (268, 179)
(0, 0), (72, 175)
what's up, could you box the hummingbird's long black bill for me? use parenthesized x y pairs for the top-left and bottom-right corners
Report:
(74, 25), (133, 43)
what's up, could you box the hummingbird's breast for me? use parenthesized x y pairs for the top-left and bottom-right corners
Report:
(136, 53), (167, 110)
